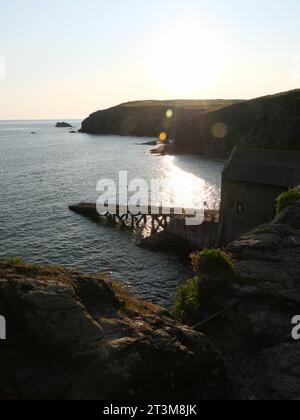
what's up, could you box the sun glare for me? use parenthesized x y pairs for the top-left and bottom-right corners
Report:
(148, 18), (226, 96)
(161, 156), (206, 210)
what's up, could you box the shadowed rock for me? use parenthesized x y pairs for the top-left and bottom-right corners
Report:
(55, 122), (72, 128)
(0, 262), (226, 400)
(186, 200), (300, 400)
(79, 99), (240, 142)
(175, 89), (300, 158)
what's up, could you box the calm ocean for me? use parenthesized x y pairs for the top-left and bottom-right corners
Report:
(0, 120), (223, 306)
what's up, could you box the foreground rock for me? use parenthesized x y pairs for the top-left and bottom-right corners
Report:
(55, 122), (72, 128)
(0, 262), (226, 400)
(189, 199), (300, 400)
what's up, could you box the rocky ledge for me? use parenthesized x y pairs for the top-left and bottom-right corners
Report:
(188, 199), (300, 400)
(0, 262), (226, 400)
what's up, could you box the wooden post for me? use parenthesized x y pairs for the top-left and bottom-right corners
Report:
(151, 217), (155, 233)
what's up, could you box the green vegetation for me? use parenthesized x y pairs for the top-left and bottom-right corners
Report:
(191, 248), (234, 276)
(173, 248), (234, 319)
(121, 99), (241, 111)
(1, 256), (25, 266)
(276, 188), (300, 214)
(172, 277), (201, 320)
(0, 257), (44, 273)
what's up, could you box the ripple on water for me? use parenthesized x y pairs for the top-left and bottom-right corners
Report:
(0, 121), (223, 307)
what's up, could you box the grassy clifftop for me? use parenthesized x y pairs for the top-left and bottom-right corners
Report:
(80, 99), (241, 138)
(81, 90), (300, 158)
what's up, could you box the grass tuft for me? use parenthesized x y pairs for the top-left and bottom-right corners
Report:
(191, 248), (234, 276)
(0, 257), (44, 273)
(1, 257), (25, 267)
(172, 277), (200, 320)
(276, 188), (300, 215)
(172, 249), (234, 320)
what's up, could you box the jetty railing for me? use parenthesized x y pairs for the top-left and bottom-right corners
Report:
(69, 202), (219, 234)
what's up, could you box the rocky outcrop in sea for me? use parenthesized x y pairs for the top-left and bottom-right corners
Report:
(55, 122), (72, 128)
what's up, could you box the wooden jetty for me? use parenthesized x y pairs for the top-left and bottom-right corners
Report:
(69, 203), (219, 234)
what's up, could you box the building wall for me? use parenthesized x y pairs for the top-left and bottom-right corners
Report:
(167, 218), (219, 249)
(218, 180), (286, 245)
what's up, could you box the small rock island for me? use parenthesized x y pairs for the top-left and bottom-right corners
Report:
(55, 122), (72, 128)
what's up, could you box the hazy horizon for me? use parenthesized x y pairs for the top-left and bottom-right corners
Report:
(0, 88), (298, 122)
(1, 0), (300, 119)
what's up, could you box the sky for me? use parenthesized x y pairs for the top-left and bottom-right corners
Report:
(0, 0), (300, 119)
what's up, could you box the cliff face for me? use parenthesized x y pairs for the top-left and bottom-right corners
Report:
(174, 89), (300, 158)
(188, 199), (300, 400)
(242, 92), (300, 151)
(80, 99), (241, 138)
(80, 90), (300, 158)
(0, 261), (226, 400)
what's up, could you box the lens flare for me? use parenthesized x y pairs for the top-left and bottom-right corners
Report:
(159, 132), (167, 141)
(166, 109), (173, 119)
(212, 122), (228, 139)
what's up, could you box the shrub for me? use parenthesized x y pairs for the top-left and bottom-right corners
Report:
(276, 188), (300, 214)
(191, 248), (234, 276)
(172, 277), (200, 320)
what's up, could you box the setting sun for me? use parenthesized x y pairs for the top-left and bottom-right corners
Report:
(148, 18), (227, 97)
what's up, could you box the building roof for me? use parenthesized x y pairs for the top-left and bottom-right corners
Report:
(223, 147), (300, 187)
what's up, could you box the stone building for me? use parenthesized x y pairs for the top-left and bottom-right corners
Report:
(218, 147), (300, 245)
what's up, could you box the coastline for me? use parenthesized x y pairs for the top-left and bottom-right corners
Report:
(2, 198), (300, 399)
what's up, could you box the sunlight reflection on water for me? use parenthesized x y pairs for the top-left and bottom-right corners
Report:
(161, 156), (205, 209)
(0, 122), (224, 306)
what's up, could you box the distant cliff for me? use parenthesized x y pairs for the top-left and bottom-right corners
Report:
(174, 89), (300, 158)
(80, 99), (241, 138)
(80, 90), (300, 158)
